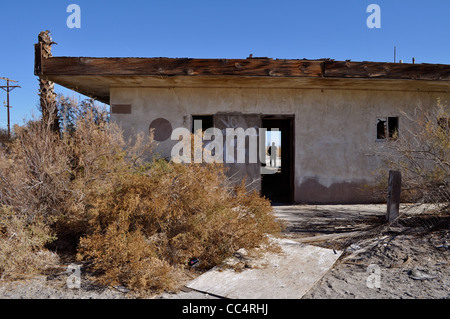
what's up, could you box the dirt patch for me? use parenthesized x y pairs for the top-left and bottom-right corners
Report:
(281, 205), (450, 299)
(303, 229), (449, 299)
(0, 270), (127, 299)
(0, 259), (209, 299)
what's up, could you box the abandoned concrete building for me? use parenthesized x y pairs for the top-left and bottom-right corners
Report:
(34, 38), (450, 204)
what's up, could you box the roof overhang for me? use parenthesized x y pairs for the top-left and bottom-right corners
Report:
(35, 45), (450, 105)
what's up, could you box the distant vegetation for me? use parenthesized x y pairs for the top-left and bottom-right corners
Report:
(0, 129), (9, 146)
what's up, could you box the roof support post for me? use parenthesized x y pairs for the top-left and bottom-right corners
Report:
(36, 30), (60, 133)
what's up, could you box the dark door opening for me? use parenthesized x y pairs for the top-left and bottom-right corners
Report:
(261, 116), (294, 203)
(192, 115), (214, 133)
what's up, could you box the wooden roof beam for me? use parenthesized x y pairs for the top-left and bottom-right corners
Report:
(37, 55), (450, 81)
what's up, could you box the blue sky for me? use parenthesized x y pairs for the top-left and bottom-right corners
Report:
(1, 0), (450, 129)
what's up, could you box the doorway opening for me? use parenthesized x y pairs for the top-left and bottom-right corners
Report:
(261, 116), (294, 203)
(192, 115), (213, 133)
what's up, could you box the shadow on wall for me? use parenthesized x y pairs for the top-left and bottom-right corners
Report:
(296, 177), (384, 204)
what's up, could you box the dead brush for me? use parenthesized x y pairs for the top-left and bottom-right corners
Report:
(0, 99), (151, 279)
(77, 160), (282, 292)
(0, 120), (72, 225)
(369, 100), (450, 204)
(0, 207), (59, 280)
(0, 95), (282, 292)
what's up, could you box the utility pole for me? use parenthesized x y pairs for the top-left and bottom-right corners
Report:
(0, 77), (20, 138)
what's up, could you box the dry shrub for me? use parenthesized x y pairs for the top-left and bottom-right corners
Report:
(77, 224), (178, 292)
(0, 99), (146, 277)
(372, 100), (450, 205)
(0, 129), (10, 147)
(0, 122), (65, 279)
(0, 121), (72, 224)
(0, 207), (58, 280)
(77, 160), (282, 292)
(53, 102), (134, 243)
(0, 95), (281, 291)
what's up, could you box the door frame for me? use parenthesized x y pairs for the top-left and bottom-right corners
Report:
(261, 114), (295, 203)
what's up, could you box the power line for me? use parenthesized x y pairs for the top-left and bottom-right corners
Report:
(0, 77), (21, 138)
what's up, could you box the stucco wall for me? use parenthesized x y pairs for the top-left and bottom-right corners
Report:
(110, 86), (444, 203)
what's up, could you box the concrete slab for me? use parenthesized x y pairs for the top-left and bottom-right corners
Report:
(186, 238), (342, 299)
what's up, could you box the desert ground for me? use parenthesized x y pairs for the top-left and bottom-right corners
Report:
(0, 204), (448, 299)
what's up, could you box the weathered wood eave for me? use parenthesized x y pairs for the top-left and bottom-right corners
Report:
(34, 43), (450, 105)
(36, 55), (450, 81)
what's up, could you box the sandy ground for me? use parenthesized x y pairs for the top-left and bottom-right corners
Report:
(0, 204), (448, 299)
(303, 230), (450, 299)
(282, 204), (450, 299)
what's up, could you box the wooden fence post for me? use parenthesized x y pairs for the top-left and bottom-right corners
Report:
(386, 170), (402, 222)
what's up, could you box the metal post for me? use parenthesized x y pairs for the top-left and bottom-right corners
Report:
(6, 80), (10, 138)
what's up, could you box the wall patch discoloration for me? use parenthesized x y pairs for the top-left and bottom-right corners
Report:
(149, 118), (173, 142)
(296, 177), (380, 204)
(111, 104), (132, 114)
